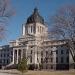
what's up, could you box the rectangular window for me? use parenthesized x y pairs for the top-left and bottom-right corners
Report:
(37, 57), (39, 62)
(3, 59), (5, 64)
(61, 45), (63, 47)
(46, 58), (48, 63)
(51, 65), (53, 69)
(1, 54), (2, 57)
(41, 51), (43, 56)
(41, 58), (43, 63)
(56, 57), (58, 63)
(61, 57), (63, 63)
(30, 56), (32, 63)
(31, 50), (32, 54)
(61, 50), (64, 54)
(56, 50), (58, 54)
(4, 54), (6, 57)
(7, 59), (9, 64)
(7, 54), (9, 57)
(46, 51), (48, 56)
(0, 59), (2, 63)
(50, 51), (53, 55)
(66, 56), (69, 63)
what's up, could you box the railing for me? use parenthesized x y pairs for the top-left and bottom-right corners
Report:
(5, 62), (14, 69)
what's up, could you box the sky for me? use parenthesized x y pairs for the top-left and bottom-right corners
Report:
(0, 0), (75, 45)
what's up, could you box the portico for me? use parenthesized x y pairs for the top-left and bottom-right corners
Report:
(12, 46), (26, 64)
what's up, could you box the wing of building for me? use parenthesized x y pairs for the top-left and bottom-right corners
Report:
(0, 8), (74, 70)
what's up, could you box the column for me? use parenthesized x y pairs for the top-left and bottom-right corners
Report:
(22, 24), (25, 36)
(16, 50), (19, 64)
(13, 50), (15, 64)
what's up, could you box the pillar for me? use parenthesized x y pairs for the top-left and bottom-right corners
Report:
(16, 50), (19, 64)
(13, 50), (15, 64)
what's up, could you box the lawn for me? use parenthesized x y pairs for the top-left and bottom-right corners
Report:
(0, 69), (75, 75)
(23, 70), (75, 75)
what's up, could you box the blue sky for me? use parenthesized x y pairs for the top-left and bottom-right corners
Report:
(0, 0), (75, 45)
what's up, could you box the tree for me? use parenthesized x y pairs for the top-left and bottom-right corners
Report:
(0, 0), (14, 40)
(50, 5), (75, 62)
(17, 57), (28, 75)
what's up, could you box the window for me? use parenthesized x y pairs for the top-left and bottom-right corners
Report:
(31, 46), (33, 48)
(41, 58), (43, 63)
(56, 57), (58, 63)
(19, 44), (21, 45)
(1, 54), (2, 57)
(4, 54), (6, 57)
(46, 58), (48, 63)
(56, 50), (58, 54)
(41, 51), (43, 56)
(66, 56), (69, 63)
(7, 60), (9, 64)
(3, 59), (5, 64)
(7, 54), (9, 57)
(51, 58), (53, 62)
(61, 57), (63, 63)
(37, 57), (39, 62)
(0, 59), (2, 63)
(61, 45), (63, 47)
(51, 51), (53, 55)
(30, 56), (32, 63)
(50, 51), (53, 55)
(61, 50), (64, 54)
(51, 46), (53, 48)
(31, 50), (32, 54)
(51, 65), (53, 69)
(46, 51), (48, 56)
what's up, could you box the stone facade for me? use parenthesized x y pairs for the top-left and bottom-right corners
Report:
(0, 8), (74, 70)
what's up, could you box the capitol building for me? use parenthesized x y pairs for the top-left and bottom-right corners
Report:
(0, 8), (74, 70)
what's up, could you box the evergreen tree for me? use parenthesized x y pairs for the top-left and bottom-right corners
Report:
(17, 57), (28, 75)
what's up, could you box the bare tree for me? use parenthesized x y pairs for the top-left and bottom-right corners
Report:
(50, 5), (75, 62)
(0, 0), (14, 40)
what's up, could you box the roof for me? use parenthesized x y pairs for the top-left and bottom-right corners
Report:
(26, 8), (44, 24)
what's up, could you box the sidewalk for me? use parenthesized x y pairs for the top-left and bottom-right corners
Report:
(0, 69), (20, 74)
